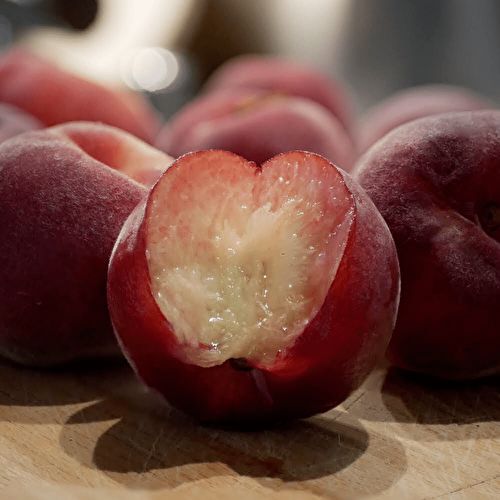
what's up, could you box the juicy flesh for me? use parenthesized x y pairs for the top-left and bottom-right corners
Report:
(146, 152), (354, 367)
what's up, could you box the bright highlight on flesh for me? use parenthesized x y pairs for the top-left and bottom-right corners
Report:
(146, 151), (354, 367)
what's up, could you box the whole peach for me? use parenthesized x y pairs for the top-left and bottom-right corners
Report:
(203, 54), (355, 135)
(0, 48), (161, 143)
(354, 110), (500, 380)
(0, 121), (173, 367)
(155, 88), (356, 172)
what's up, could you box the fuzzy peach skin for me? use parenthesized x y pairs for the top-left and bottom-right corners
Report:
(203, 54), (355, 135)
(355, 84), (494, 155)
(354, 110), (500, 380)
(0, 48), (161, 143)
(155, 88), (356, 172)
(107, 149), (400, 427)
(0, 121), (173, 367)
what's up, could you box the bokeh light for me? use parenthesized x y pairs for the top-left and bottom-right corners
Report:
(120, 46), (185, 93)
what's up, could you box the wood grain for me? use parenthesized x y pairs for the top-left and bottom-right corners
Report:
(0, 358), (499, 499)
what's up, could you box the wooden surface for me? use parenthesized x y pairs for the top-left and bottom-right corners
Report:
(0, 358), (499, 500)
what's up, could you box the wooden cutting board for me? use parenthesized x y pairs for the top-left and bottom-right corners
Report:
(0, 357), (499, 500)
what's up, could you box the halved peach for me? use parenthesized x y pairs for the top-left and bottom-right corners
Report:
(107, 149), (400, 426)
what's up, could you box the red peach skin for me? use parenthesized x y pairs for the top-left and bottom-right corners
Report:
(0, 48), (161, 143)
(107, 150), (400, 426)
(354, 110), (500, 380)
(155, 88), (356, 172)
(0, 121), (173, 367)
(204, 54), (355, 135)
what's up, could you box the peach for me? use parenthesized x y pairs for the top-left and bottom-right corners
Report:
(203, 54), (355, 135)
(0, 48), (161, 143)
(107, 149), (400, 426)
(154, 88), (356, 172)
(354, 110), (500, 380)
(0, 121), (173, 367)
(355, 84), (494, 155)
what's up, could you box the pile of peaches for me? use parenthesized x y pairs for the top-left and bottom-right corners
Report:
(0, 47), (498, 427)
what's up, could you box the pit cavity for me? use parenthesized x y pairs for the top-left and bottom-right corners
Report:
(146, 151), (354, 368)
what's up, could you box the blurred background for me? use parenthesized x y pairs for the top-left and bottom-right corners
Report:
(0, 0), (499, 120)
